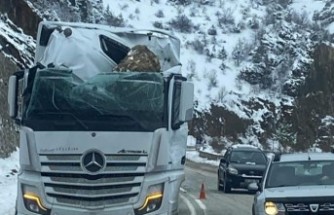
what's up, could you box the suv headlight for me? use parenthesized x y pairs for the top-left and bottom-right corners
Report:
(228, 167), (238, 175)
(135, 183), (164, 215)
(22, 185), (50, 215)
(265, 201), (285, 215)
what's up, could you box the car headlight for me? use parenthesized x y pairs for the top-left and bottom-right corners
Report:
(228, 167), (238, 175)
(135, 183), (164, 215)
(265, 202), (285, 215)
(22, 185), (50, 215)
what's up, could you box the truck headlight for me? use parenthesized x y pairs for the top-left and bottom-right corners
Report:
(265, 201), (285, 215)
(22, 185), (50, 215)
(135, 183), (164, 215)
(228, 167), (238, 175)
(23, 192), (50, 215)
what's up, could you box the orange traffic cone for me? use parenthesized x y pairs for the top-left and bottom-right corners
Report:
(199, 183), (206, 199)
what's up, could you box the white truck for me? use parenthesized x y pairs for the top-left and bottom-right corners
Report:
(8, 21), (194, 215)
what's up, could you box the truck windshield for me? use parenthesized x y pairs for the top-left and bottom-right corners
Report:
(22, 68), (166, 131)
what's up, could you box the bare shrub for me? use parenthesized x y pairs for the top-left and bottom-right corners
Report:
(135, 8), (140, 14)
(168, 0), (191, 6)
(218, 47), (227, 60)
(217, 87), (227, 103)
(189, 5), (198, 17)
(186, 60), (197, 80)
(153, 21), (164, 29)
(155, 10), (164, 18)
(207, 25), (217, 36)
(168, 14), (194, 33)
(105, 7), (126, 27)
(206, 69), (218, 90)
(232, 39), (252, 66)
(285, 10), (309, 27)
(248, 15), (260, 29)
(185, 39), (206, 55)
(120, 4), (129, 10)
(217, 8), (235, 27)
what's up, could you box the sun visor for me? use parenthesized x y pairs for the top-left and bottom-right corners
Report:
(39, 27), (117, 81)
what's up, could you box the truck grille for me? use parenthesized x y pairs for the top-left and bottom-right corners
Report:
(39, 153), (147, 209)
(284, 202), (334, 215)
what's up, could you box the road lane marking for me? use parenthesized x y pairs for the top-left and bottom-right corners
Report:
(189, 193), (207, 215)
(195, 199), (207, 211)
(180, 193), (197, 215)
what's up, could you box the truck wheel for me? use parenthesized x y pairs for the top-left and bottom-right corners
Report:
(223, 175), (231, 193)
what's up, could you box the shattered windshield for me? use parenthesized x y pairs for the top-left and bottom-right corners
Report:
(22, 68), (165, 131)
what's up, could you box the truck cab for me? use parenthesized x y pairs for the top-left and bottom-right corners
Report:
(8, 21), (194, 215)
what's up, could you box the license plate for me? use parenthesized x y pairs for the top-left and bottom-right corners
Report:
(245, 179), (259, 184)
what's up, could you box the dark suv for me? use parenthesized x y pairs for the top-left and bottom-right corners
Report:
(217, 144), (268, 193)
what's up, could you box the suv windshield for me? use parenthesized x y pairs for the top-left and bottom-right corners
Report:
(230, 151), (267, 165)
(266, 161), (334, 188)
(22, 68), (165, 131)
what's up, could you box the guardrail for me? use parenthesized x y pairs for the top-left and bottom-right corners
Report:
(198, 150), (224, 161)
(185, 159), (217, 173)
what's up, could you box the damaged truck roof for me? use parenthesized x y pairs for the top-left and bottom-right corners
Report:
(35, 21), (182, 80)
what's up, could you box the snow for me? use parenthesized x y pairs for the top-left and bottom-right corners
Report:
(321, 115), (334, 126)
(291, 0), (325, 21)
(0, 149), (19, 215)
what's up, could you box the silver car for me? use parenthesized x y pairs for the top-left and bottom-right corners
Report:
(251, 152), (334, 215)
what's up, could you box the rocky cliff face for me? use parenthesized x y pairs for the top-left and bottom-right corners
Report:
(0, 53), (19, 158)
(0, 0), (40, 157)
(293, 43), (334, 151)
(0, 0), (41, 38)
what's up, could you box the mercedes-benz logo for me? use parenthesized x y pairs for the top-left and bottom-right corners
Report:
(81, 150), (106, 174)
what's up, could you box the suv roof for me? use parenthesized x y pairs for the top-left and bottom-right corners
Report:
(276, 152), (334, 162)
(229, 144), (262, 151)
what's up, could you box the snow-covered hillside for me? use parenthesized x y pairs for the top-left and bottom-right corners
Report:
(1, 0), (334, 152)
(101, 0), (334, 150)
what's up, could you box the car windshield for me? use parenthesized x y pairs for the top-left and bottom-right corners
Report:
(22, 68), (165, 131)
(230, 151), (267, 165)
(266, 161), (334, 188)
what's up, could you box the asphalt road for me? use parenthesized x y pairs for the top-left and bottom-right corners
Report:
(179, 162), (254, 215)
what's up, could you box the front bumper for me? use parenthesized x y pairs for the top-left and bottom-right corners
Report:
(226, 173), (262, 188)
(16, 170), (184, 215)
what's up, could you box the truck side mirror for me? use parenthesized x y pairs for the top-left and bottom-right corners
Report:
(8, 75), (18, 118)
(8, 71), (24, 119)
(171, 80), (194, 130)
(179, 82), (194, 122)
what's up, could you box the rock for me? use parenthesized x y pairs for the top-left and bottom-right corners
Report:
(114, 45), (161, 72)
